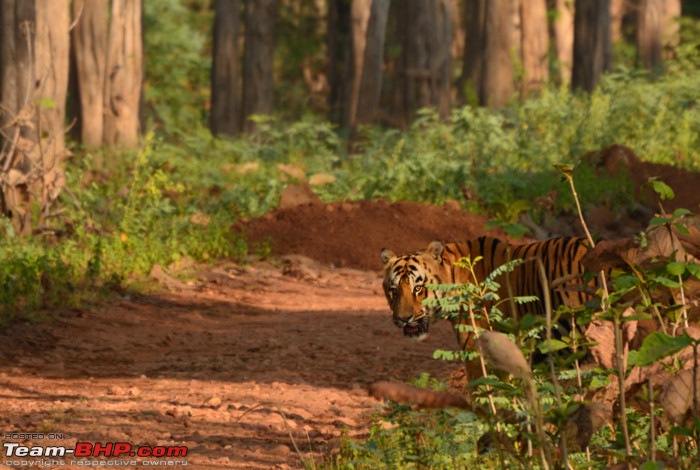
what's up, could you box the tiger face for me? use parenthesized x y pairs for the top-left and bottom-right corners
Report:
(380, 241), (449, 341)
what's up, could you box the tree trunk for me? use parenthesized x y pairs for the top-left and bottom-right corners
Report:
(636, 0), (663, 72)
(460, 0), (487, 102)
(663, 0), (681, 54)
(552, 0), (574, 85)
(0, 0), (69, 235)
(242, 0), (277, 132)
(34, 0), (70, 187)
(398, 0), (453, 126)
(344, 0), (371, 128)
(520, 0), (549, 94)
(0, 1), (37, 234)
(354, 0), (390, 126)
(480, 0), (514, 107)
(103, 0), (142, 147)
(210, 0), (241, 137)
(71, 0), (107, 147)
(327, 0), (351, 127)
(610, 0), (625, 43)
(571, 0), (611, 93)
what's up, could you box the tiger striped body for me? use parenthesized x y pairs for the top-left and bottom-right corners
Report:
(380, 236), (592, 349)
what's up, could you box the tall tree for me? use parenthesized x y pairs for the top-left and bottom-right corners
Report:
(71, 0), (108, 147)
(552, 0), (574, 85)
(460, 0), (515, 107)
(636, 0), (664, 72)
(571, 0), (611, 92)
(480, 0), (515, 107)
(344, 0), (371, 128)
(0, 0), (69, 234)
(610, 0), (625, 43)
(520, 0), (549, 94)
(327, 0), (352, 127)
(663, 0), (681, 54)
(103, 0), (142, 147)
(460, 0), (487, 102)
(397, 0), (453, 126)
(353, 0), (390, 126)
(242, 0), (277, 132)
(210, 0), (241, 136)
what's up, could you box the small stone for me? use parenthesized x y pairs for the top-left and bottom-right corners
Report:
(205, 396), (222, 407)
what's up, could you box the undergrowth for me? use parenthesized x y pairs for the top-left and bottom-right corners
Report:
(330, 178), (700, 469)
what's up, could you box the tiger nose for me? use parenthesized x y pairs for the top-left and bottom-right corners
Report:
(394, 314), (413, 324)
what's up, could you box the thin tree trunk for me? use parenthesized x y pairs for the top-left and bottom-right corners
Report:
(345, 0), (371, 128)
(610, 0), (625, 43)
(34, 0), (70, 180)
(0, 0), (37, 234)
(0, 0), (69, 234)
(480, 0), (514, 107)
(354, 0), (390, 126)
(242, 0), (277, 132)
(327, 0), (351, 127)
(637, 0), (663, 72)
(520, 0), (549, 94)
(210, 0), (241, 136)
(571, 0), (611, 93)
(552, 0), (574, 85)
(398, 0), (453, 125)
(71, 0), (107, 147)
(0, 1), (35, 129)
(460, 0), (487, 102)
(103, 0), (142, 147)
(663, 0), (681, 53)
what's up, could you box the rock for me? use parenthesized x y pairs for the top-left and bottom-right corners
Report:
(205, 396), (222, 407)
(278, 183), (322, 209)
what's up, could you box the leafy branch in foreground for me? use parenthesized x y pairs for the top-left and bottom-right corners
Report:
(340, 172), (700, 469)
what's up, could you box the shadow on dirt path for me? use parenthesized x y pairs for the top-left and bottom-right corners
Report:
(0, 259), (456, 469)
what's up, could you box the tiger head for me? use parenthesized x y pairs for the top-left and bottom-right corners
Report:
(380, 241), (450, 341)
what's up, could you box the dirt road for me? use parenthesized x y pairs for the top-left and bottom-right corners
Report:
(0, 258), (456, 469)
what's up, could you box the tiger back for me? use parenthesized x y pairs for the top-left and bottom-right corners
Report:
(380, 236), (592, 350)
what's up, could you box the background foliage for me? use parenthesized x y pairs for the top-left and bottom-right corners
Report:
(0, 1), (698, 340)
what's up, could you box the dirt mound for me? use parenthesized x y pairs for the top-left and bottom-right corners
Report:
(237, 199), (504, 271)
(592, 144), (700, 213)
(239, 149), (700, 270)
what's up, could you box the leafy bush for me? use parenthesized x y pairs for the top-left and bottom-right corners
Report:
(333, 179), (700, 469)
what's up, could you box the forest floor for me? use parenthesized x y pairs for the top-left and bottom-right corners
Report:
(0, 152), (699, 469)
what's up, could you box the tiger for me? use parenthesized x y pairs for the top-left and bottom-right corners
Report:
(380, 236), (594, 351)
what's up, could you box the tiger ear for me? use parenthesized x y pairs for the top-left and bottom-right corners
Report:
(427, 241), (444, 262)
(380, 248), (396, 265)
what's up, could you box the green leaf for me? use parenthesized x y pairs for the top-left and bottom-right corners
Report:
(589, 375), (610, 389)
(649, 215), (671, 227)
(655, 276), (681, 288)
(649, 178), (675, 200)
(640, 461), (665, 470)
(503, 223), (530, 239)
(613, 274), (639, 290)
(672, 208), (692, 219)
(554, 164), (574, 178)
(666, 262), (687, 276)
(674, 222), (690, 235)
(687, 263), (700, 278)
(538, 338), (569, 354)
(633, 332), (692, 367)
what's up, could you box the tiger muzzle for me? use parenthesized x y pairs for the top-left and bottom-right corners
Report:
(393, 314), (430, 339)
